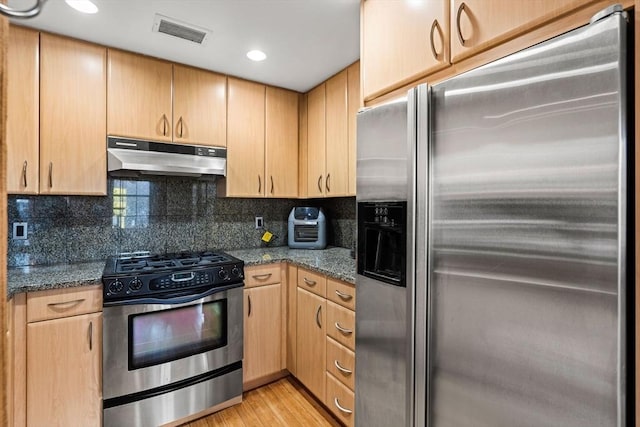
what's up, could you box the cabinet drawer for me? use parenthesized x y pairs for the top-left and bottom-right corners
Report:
(326, 301), (355, 351)
(27, 285), (102, 323)
(297, 268), (326, 298)
(326, 373), (355, 427)
(327, 278), (356, 311)
(245, 264), (281, 288)
(326, 336), (355, 391)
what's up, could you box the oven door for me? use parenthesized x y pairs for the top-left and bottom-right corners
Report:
(103, 284), (243, 400)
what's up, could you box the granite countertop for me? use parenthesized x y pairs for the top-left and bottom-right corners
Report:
(7, 247), (356, 298)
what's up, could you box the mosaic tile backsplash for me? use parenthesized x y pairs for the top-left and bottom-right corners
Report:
(8, 177), (356, 267)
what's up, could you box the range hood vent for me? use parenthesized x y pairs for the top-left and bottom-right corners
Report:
(107, 136), (226, 179)
(152, 14), (210, 45)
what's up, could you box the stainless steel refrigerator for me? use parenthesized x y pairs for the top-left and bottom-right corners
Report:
(356, 5), (632, 427)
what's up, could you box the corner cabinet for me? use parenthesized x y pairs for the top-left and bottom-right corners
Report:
(39, 34), (107, 195)
(243, 264), (287, 390)
(225, 79), (299, 198)
(107, 49), (227, 146)
(7, 25), (39, 195)
(361, 0), (449, 102)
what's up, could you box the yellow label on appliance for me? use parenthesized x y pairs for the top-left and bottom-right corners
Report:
(261, 231), (273, 242)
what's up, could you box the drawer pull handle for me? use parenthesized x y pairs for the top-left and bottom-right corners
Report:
(456, 2), (468, 46)
(47, 298), (85, 310)
(252, 273), (272, 280)
(334, 398), (353, 414)
(334, 360), (353, 375)
(335, 290), (353, 301)
(303, 277), (317, 286)
(316, 305), (322, 328)
(335, 322), (353, 335)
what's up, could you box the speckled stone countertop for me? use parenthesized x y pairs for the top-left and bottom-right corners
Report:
(7, 247), (356, 298)
(227, 246), (356, 284)
(7, 261), (105, 298)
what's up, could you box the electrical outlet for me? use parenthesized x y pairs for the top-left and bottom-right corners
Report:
(255, 216), (264, 229)
(12, 222), (27, 240)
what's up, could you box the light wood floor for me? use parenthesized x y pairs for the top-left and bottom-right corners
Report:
(183, 377), (341, 427)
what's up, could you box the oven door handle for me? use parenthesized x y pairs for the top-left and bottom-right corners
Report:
(103, 283), (243, 307)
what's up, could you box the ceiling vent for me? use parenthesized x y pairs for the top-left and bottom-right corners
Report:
(152, 14), (210, 45)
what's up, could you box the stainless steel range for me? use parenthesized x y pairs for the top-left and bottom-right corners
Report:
(102, 250), (244, 427)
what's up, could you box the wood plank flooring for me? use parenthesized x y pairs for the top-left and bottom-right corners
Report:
(183, 377), (341, 427)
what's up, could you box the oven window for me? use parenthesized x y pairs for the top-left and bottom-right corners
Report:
(128, 299), (227, 370)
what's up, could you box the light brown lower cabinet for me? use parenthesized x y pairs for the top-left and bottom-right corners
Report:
(243, 263), (287, 391)
(8, 286), (103, 427)
(27, 312), (102, 427)
(243, 283), (283, 388)
(296, 286), (326, 400)
(326, 372), (355, 427)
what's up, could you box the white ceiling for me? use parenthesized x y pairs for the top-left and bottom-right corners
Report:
(8, 0), (361, 93)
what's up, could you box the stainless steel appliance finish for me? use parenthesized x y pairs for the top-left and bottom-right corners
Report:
(287, 207), (328, 249)
(107, 136), (226, 178)
(355, 98), (410, 427)
(102, 250), (244, 427)
(412, 8), (629, 427)
(103, 366), (242, 427)
(102, 287), (243, 400)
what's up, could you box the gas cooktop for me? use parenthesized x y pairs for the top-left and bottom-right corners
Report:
(102, 250), (244, 303)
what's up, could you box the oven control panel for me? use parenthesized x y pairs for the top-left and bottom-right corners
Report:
(103, 264), (245, 301)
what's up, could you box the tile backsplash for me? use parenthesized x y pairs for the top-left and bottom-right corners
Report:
(8, 177), (356, 267)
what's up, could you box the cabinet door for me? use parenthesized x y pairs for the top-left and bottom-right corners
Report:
(361, 0), (449, 101)
(243, 284), (282, 388)
(306, 83), (326, 197)
(450, 0), (597, 62)
(27, 312), (102, 427)
(107, 49), (172, 141)
(7, 26), (39, 195)
(227, 77), (266, 197)
(40, 34), (106, 195)
(325, 70), (349, 197)
(265, 86), (299, 198)
(296, 287), (326, 399)
(173, 65), (227, 146)
(347, 61), (360, 196)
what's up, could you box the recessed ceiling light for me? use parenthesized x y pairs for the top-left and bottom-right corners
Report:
(246, 50), (267, 62)
(65, 0), (99, 14)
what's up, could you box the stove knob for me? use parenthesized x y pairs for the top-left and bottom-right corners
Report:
(108, 280), (124, 294)
(129, 278), (142, 292)
(218, 268), (229, 280)
(231, 267), (240, 278)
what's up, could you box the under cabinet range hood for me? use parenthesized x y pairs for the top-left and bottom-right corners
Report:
(107, 136), (226, 178)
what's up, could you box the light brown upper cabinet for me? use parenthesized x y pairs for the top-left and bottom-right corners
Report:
(305, 69), (351, 198)
(172, 64), (227, 146)
(265, 87), (299, 198)
(225, 79), (299, 198)
(226, 78), (266, 197)
(108, 50), (227, 146)
(361, 0), (449, 102)
(347, 62), (360, 196)
(40, 34), (106, 195)
(325, 70), (350, 197)
(7, 26), (39, 195)
(107, 50), (173, 142)
(450, 0), (600, 62)
(306, 83), (326, 198)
